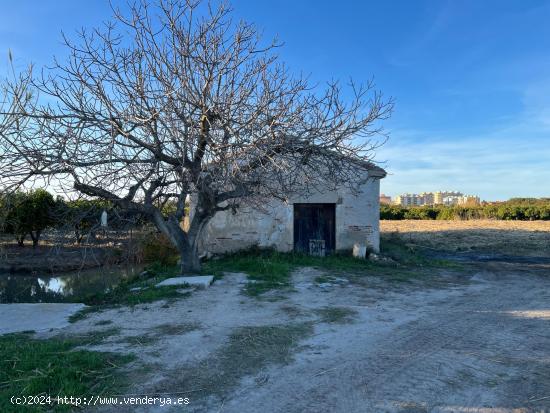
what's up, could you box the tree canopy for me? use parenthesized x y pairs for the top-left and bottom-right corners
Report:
(1, 189), (57, 246)
(0, 0), (392, 271)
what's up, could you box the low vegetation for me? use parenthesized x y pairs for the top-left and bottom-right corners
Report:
(137, 231), (179, 266)
(381, 198), (550, 221)
(0, 190), (146, 248)
(116, 323), (200, 348)
(63, 327), (122, 346)
(314, 306), (358, 324)
(167, 323), (314, 401)
(0, 332), (134, 412)
(69, 264), (190, 322)
(203, 237), (455, 296)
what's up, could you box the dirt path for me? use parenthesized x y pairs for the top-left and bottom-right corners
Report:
(212, 266), (550, 413)
(58, 260), (550, 413)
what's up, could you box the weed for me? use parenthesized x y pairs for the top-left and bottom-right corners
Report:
(395, 402), (429, 413)
(152, 322), (200, 336)
(94, 319), (113, 326)
(68, 306), (101, 323)
(64, 327), (122, 346)
(158, 322), (313, 401)
(118, 335), (160, 347)
(280, 305), (304, 318)
(138, 231), (179, 266)
(201, 239), (448, 295)
(314, 275), (337, 284)
(69, 265), (192, 322)
(314, 306), (358, 324)
(115, 323), (200, 348)
(0, 332), (134, 412)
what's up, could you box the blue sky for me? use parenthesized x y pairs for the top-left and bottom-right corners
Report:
(1, 0), (549, 200)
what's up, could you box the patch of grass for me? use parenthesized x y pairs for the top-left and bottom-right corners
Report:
(280, 305), (304, 318)
(69, 265), (191, 322)
(142, 262), (181, 279)
(314, 306), (358, 324)
(94, 319), (113, 326)
(202, 240), (450, 295)
(314, 275), (337, 284)
(82, 277), (186, 307)
(152, 322), (201, 336)
(395, 402), (429, 413)
(112, 286), (188, 306)
(381, 235), (463, 269)
(68, 306), (101, 323)
(61, 327), (121, 346)
(165, 322), (313, 400)
(381, 236), (429, 265)
(203, 247), (375, 296)
(0, 333), (134, 412)
(116, 323), (200, 348)
(106, 265), (180, 303)
(118, 335), (160, 347)
(244, 279), (291, 296)
(203, 249), (294, 296)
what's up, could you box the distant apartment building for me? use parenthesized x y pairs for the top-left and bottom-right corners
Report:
(442, 196), (459, 206)
(420, 192), (434, 205)
(393, 190), (479, 207)
(458, 195), (481, 206)
(394, 193), (424, 206)
(379, 194), (392, 204)
(434, 191), (463, 205)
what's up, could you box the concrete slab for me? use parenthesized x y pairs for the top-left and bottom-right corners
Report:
(0, 303), (86, 335)
(156, 275), (214, 289)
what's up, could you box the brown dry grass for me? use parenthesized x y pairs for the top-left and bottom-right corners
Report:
(381, 220), (550, 257)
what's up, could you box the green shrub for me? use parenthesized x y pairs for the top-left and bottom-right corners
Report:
(380, 205), (406, 219)
(403, 207), (438, 220)
(381, 198), (550, 221)
(1, 189), (57, 246)
(60, 199), (110, 243)
(138, 231), (179, 265)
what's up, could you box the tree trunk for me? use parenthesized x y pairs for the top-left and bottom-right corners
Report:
(180, 243), (201, 274)
(75, 228), (83, 245)
(30, 231), (40, 248)
(150, 209), (205, 274)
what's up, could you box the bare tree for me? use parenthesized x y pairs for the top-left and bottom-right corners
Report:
(0, 53), (34, 159)
(0, 0), (392, 272)
(0, 54), (35, 236)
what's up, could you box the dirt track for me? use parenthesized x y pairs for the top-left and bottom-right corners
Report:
(56, 255), (550, 413)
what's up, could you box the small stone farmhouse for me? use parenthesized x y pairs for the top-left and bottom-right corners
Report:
(195, 162), (386, 256)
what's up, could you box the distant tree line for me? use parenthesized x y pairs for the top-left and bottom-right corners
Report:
(381, 198), (550, 221)
(0, 189), (57, 246)
(0, 190), (148, 247)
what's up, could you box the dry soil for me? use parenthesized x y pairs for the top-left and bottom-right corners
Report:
(48, 264), (550, 411)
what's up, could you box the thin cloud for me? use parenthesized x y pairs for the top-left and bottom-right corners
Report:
(379, 126), (550, 201)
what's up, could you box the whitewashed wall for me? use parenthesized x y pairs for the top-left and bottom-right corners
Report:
(195, 172), (382, 255)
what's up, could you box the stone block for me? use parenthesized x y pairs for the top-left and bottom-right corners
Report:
(353, 243), (367, 259)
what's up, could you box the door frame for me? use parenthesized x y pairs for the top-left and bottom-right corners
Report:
(292, 203), (336, 254)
